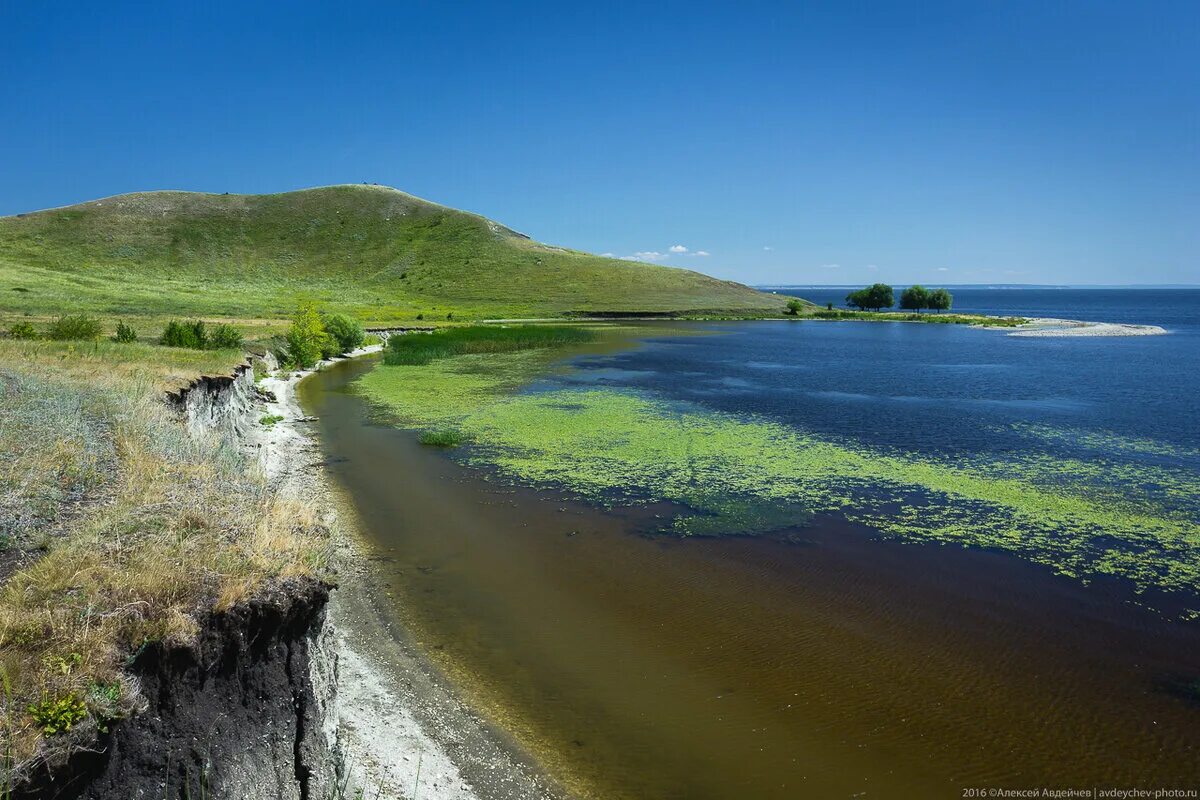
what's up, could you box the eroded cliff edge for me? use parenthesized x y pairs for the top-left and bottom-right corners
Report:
(15, 357), (340, 800)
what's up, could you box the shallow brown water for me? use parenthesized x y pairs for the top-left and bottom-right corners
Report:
(300, 354), (1200, 799)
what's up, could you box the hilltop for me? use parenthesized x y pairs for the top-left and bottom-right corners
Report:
(0, 185), (789, 324)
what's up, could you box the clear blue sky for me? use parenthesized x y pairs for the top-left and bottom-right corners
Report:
(2, 1), (1196, 285)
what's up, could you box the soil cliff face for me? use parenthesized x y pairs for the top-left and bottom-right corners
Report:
(18, 359), (339, 800)
(20, 582), (337, 800)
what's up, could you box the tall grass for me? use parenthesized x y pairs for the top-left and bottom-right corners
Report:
(384, 325), (594, 366)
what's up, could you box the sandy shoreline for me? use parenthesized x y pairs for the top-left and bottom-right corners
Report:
(1008, 317), (1168, 337)
(253, 348), (560, 800)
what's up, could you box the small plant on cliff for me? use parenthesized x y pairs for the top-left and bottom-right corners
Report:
(27, 693), (87, 735)
(47, 314), (102, 341)
(8, 321), (38, 340)
(260, 413), (284, 428)
(112, 321), (138, 343)
(285, 302), (333, 370)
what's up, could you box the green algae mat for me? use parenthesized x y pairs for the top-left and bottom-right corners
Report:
(354, 339), (1200, 616)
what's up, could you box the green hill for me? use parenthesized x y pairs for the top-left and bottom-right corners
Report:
(0, 185), (789, 324)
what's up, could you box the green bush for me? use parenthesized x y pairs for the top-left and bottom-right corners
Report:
(47, 314), (102, 341)
(208, 323), (244, 350)
(322, 312), (365, 355)
(8, 321), (38, 340)
(785, 299), (804, 315)
(161, 319), (207, 349)
(159, 320), (242, 350)
(112, 321), (138, 343)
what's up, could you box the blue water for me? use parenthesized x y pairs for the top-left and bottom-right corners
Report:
(562, 289), (1200, 458)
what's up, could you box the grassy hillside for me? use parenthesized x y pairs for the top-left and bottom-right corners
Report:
(0, 185), (790, 326)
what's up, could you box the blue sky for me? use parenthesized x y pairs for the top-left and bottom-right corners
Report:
(1, 1), (1196, 285)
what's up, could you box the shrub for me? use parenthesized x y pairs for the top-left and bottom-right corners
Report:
(161, 319), (207, 349)
(112, 321), (138, 343)
(322, 313), (365, 355)
(9, 321), (38, 340)
(260, 413), (284, 428)
(47, 314), (102, 341)
(785, 299), (804, 316)
(208, 323), (244, 350)
(285, 303), (333, 369)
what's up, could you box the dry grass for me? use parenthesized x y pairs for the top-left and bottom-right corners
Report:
(0, 338), (330, 775)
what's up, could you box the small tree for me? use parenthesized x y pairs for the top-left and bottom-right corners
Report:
(899, 285), (930, 312)
(785, 299), (804, 316)
(847, 284), (893, 312)
(286, 302), (332, 369)
(321, 313), (365, 355)
(928, 288), (953, 312)
(112, 322), (138, 343)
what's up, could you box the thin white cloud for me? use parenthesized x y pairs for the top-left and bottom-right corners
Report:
(821, 263), (841, 269)
(936, 267), (949, 272)
(600, 252), (615, 258)
(866, 264), (878, 271)
(694, 250), (710, 257)
(627, 251), (667, 262)
(669, 244), (689, 253)
(763, 246), (773, 251)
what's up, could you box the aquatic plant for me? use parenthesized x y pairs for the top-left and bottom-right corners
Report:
(418, 428), (464, 447)
(383, 325), (594, 366)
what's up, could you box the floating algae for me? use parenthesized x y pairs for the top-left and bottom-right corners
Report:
(356, 352), (1200, 613)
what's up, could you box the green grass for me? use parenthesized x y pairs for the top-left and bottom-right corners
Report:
(384, 324), (595, 365)
(0, 185), (790, 326)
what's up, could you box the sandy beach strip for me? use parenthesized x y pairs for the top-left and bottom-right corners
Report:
(1007, 317), (1168, 337)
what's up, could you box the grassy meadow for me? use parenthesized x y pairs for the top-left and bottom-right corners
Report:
(0, 185), (790, 329)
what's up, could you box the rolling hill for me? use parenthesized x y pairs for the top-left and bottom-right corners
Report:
(0, 185), (790, 324)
